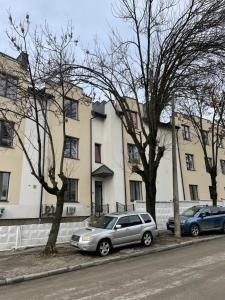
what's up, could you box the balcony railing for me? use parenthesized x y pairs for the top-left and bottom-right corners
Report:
(91, 202), (109, 217)
(116, 202), (135, 213)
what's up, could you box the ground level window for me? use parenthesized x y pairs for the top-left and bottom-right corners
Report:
(130, 181), (142, 202)
(0, 172), (10, 201)
(189, 184), (199, 200)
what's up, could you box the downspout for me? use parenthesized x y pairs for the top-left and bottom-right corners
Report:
(176, 128), (186, 200)
(90, 115), (96, 215)
(121, 120), (127, 207)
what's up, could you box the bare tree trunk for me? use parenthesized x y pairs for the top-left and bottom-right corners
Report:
(144, 174), (156, 222)
(210, 174), (218, 206)
(43, 192), (64, 255)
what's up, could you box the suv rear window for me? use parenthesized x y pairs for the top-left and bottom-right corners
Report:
(129, 215), (142, 226)
(141, 214), (152, 223)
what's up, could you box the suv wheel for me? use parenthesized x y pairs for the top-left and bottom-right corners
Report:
(142, 231), (152, 247)
(190, 224), (200, 237)
(97, 239), (111, 256)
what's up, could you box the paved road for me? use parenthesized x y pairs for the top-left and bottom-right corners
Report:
(1, 238), (225, 300)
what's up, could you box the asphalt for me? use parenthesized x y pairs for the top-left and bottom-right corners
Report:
(0, 232), (223, 286)
(1, 237), (225, 299)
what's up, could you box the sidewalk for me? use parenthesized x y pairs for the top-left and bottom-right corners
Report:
(0, 231), (224, 285)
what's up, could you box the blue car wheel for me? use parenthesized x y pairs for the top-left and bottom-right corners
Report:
(190, 224), (200, 237)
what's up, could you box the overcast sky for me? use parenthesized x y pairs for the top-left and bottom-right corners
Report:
(0, 0), (122, 57)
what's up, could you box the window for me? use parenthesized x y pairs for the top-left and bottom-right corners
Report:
(221, 160), (225, 175)
(216, 135), (223, 148)
(0, 121), (14, 147)
(117, 216), (130, 228)
(64, 178), (78, 202)
(127, 144), (140, 163)
(141, 213), (152, 223)
(129, 215), (142, 226)
(182, 125), (190, 140)
(202, 130), (209, 145)
(95, 143), (101, 163)
(206, 157), (212, 173)
(210, 207), (220, 216)
(64, 98), (78, 120)
(64, 136), (79, 159)
(127, 110), (138, 129)
(0, 74), (17, 100)
(189, 185), (199, 200)
(0, 172), (10, 201)
(185, 154), (195, 170)
(130, 181), (143, 202)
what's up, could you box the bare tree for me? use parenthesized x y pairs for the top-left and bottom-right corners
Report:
(0, 15), (85, 254)
(179, 81), (225, 206)
(77, 0), (225, 222)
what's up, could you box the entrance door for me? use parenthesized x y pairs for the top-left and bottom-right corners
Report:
(95, 181), (103, 213)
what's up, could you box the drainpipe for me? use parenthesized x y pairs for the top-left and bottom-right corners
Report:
(90, 115), (96, 215)
(121, 120), (127, 207)
(176, 128), (186, 200)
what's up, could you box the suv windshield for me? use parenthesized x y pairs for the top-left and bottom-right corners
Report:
(182, 207), (201, 217)
(90, 216), (118, 229)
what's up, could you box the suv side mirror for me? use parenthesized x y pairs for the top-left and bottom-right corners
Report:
(115, 224), (122, 230)
(200, 212), (206, 218)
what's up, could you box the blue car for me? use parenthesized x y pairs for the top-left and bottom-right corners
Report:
(167, 205), (225, 236)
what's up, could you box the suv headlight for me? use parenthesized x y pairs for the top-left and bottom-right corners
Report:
(81, 235), (93, 242)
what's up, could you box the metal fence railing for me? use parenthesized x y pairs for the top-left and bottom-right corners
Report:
(91, 203), (109, 217)
(116, 202), (135, 213)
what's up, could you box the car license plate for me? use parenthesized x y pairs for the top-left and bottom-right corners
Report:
(169, 224), (174, 228)
(72, 241), (79, 247)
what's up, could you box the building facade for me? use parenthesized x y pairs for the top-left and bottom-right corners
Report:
(1, 51), (225, 222)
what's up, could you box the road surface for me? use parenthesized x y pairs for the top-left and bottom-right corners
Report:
(1, 238), (225, 300)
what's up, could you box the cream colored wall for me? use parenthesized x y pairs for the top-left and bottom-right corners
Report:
(0, 54), (26, 207)
(44, 85), (92, 216)
(176, 115), (225, 200)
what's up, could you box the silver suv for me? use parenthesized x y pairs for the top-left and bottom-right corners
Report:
(70, 211), (158, 256)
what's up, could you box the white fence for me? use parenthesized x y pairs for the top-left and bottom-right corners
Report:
(135, 200), (225, 229)
(0, 221), (88, 251)
(0, 200), (224, 251)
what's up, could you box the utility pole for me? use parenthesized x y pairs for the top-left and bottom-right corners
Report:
(172, 95), (181, 238)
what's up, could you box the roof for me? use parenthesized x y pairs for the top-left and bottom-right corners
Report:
(92, 164), (114, 178)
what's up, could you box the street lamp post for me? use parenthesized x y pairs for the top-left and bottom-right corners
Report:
(172, 95), (181, 238)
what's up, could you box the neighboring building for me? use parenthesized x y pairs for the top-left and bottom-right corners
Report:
(175, 114), (225, 201)
(0, 52), (92, 220)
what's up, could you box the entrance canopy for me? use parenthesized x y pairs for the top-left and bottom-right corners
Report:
(92, 165), (114, 178)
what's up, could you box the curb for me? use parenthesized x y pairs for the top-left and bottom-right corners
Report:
(0, 235), (224, 286)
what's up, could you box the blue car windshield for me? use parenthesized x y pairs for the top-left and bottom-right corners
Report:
(182, 207), (201, 217)
(90, 216), (118, 229)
